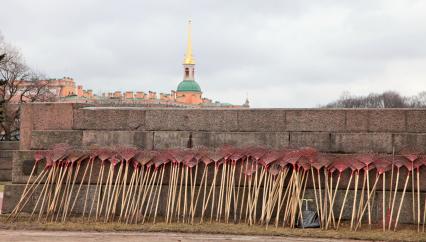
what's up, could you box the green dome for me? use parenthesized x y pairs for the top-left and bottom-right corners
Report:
(177, 80), (202, 92)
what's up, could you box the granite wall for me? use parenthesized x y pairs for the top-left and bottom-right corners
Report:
(0, 141), (18, 181)
(3, 103), (426, 223)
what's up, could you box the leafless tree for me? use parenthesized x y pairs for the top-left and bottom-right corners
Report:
(406, 91), (426, 107)
(324, 91), (426, 109)
(0, 33), (56, 140)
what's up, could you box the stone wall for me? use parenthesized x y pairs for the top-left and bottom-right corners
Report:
(3, 103), (426, 223)
(0, 141), (18, 181)
(18, 103), (426, 154)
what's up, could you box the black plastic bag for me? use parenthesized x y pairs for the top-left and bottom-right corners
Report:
(297, 210), (321, 228)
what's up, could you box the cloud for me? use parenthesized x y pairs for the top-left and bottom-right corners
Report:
(1, 0), (426, 107)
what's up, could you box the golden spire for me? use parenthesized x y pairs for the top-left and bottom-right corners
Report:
(184, 20), (195, 65)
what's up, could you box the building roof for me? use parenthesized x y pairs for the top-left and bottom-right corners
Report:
(177, 80), (202, 92)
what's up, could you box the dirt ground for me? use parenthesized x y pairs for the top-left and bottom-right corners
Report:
(0, 230), (368, 242)
(0, 215), (425, 241)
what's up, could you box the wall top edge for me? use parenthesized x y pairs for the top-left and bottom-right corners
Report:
(22, 103), (426, 111)
(78, 107), (426, 111)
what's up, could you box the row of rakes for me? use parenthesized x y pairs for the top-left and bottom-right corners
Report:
(8, 144), (426, 232)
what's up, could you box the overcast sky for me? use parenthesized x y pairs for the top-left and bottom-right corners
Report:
(1, 0), (426, 107)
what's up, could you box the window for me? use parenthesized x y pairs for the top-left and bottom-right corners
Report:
(185, 68), (189, 77)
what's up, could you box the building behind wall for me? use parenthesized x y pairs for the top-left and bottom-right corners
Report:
(11, 21), (249, 108)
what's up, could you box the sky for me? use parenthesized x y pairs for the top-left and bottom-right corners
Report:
(1, 0), (426, 107)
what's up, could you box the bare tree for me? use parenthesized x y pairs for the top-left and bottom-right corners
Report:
(324, 91), (426, 109)
(382, 91), (405, 108)
(0, 33), (56, 140)
(407, 91), (426, 107)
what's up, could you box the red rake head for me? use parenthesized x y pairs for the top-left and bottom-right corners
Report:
(331, 157), (350, 173)
(212, 148), (226, 165)
(119, 147), (138, 161)
(152, 151), (172, 169)
(374, 156), (392, 174)
(393, 156), (408, 169)
(199, 150), (215, 165)
(50, 143), (71, 162)
(228, 148), (246, 163)
(299, 147), (318, 170)
(276, 149), (291, 167)
(414, 158), (424, 169)
(88, 147), (100, 160)
(247, 147), (267, 161)
(299, 147), (318, 158)
(200, 155), (214, 165)
(311, 154), (331, 170)
(44, 151), (54, 169)
(181, 149), (200, 168)
(218, 145), (236, 161)
(259, 150), (282, 167)
(168, 149), (185, 164)
(182, 149), (196, 163)
(404, 154), (419, 163)
(355, 153), (376, 166)
(389, 154), (413, 171)
(185, 158), (198, 168)
(297, 156), (311, 171)
(399, 147), (422, 162)
(133, 150), (145, 164)
(210, 151), (224, 163)
(193, 152), (204, 163)
(147, 151), (160, 167)
(145, 151), (160, 168)
(283, 150), (302, 166)
(67, 150), (86, 164)
(97, 148), (114, 162)
(350, 156), (365, 171)
(134, 150), (157, 166)
(34, 151), (46, 164)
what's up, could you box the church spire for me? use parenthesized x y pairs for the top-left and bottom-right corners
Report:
(184, 20), (195, 65)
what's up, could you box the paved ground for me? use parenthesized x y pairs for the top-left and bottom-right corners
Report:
(0, 230), (368, 242)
